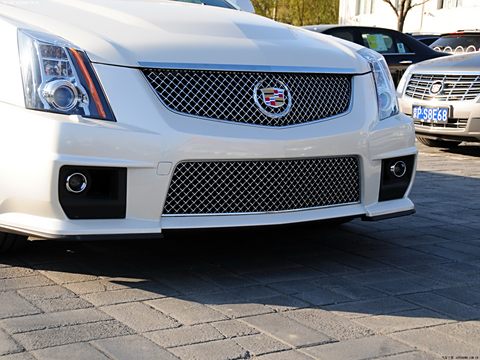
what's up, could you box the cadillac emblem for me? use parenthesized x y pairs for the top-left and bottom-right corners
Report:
(260, 87), (285, 108)
(429, 81), (444, 95)
(254, 80), (292, 118)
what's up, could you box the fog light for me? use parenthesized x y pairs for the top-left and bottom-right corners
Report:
(42, 80), (79, 112)
(390, 161), (407, 178)
(379, 155), (415, 202)
(66, 173), (87, 194)
(59, 166), (127, 219)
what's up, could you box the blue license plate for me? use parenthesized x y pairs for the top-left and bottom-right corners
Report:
(412, 105), (449, 123)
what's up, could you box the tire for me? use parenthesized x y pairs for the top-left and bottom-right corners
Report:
(0, 232), (28, 254)
(417, 136), (461, 148)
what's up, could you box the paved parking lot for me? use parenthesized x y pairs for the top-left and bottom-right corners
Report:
(1, 143), (480, 360)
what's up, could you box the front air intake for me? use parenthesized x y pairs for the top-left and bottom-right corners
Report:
(163, 157), (361, 215)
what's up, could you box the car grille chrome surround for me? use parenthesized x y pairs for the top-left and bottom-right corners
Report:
(405, 73), (480, 101)
(143, 69), (352, 126)
(163, 157), (360, 215)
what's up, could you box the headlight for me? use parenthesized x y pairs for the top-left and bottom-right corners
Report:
(358, 48), (399, 121)
(18, 29), (115, 121)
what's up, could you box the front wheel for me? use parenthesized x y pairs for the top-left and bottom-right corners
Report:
(417, 136), (461, 148)
(0, 232), (28, 254)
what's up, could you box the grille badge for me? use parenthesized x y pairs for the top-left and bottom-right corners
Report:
(429, 81), (444, 95)
(260, 87), (285, 108)
(253, 80), (292, 118)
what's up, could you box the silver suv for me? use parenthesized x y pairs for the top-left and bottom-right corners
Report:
(397, 52), (480, 147)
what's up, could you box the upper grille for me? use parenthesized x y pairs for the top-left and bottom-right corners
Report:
(163, 157), (360, 215)
(143, 69), (352, 127)
(405, 73), (480, 101)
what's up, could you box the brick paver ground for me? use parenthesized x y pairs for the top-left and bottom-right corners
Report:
(1, 143), (480, 359)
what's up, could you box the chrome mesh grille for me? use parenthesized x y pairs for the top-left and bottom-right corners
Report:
(163, 157), (360, 215)
(405, 73), (480, 101)
(143, 69), (352, 126)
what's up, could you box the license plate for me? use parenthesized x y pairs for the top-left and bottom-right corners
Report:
(412, 105), (449, 123)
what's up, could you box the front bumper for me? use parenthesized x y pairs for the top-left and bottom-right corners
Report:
(0, 65), (416, 239)
(399, 95), (480, 142)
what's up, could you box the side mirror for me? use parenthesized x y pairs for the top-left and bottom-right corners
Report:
(229, 0), (255, 13)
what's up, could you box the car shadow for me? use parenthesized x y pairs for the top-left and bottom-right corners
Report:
(4, 170), (480, 325)
(440, 143), (480, 157)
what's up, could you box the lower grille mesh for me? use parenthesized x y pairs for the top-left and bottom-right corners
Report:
(163, 157), (360, 215)
(414, 118), (468, 129)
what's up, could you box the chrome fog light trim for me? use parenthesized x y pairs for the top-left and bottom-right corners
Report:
(390, 161), (407, 178)
(66, 172), (88, 194)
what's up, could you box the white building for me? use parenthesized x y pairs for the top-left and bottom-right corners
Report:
(339, 0), (480, 34)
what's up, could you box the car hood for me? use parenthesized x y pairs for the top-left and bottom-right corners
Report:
(410, 52), (480, 73)
(0, 0), (368, 72)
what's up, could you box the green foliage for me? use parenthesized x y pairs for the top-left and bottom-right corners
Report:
(251, 0), (339, 26)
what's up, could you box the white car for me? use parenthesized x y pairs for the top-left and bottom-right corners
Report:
(397, 52), (480, 147)
(0, 0), (416, 252)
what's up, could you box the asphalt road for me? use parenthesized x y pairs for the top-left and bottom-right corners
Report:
(1, 142), (480, 360)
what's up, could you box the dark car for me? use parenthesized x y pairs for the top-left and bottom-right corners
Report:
(409, 33), (440, 46)
(304, 25), (448, 85)
(430, 30), (480, 54)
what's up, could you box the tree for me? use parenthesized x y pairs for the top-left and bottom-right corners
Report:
(251, 0), (339, 26)
(382, 0), (430, 32)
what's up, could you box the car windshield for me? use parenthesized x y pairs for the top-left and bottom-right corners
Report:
(172, 0), (236, 9)
(431, 34), (480, 54)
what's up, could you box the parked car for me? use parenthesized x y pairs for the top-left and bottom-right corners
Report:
(430, 30), (480, 54)
(397, 52), (480, 148)
(304, 25), (448, 85)
(408, 33), (440, 46)
(0, 0), (417, 253)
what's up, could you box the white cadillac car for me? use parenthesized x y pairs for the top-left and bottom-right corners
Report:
(397, 52), (480, 148)
(0, 0), (416, 252)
